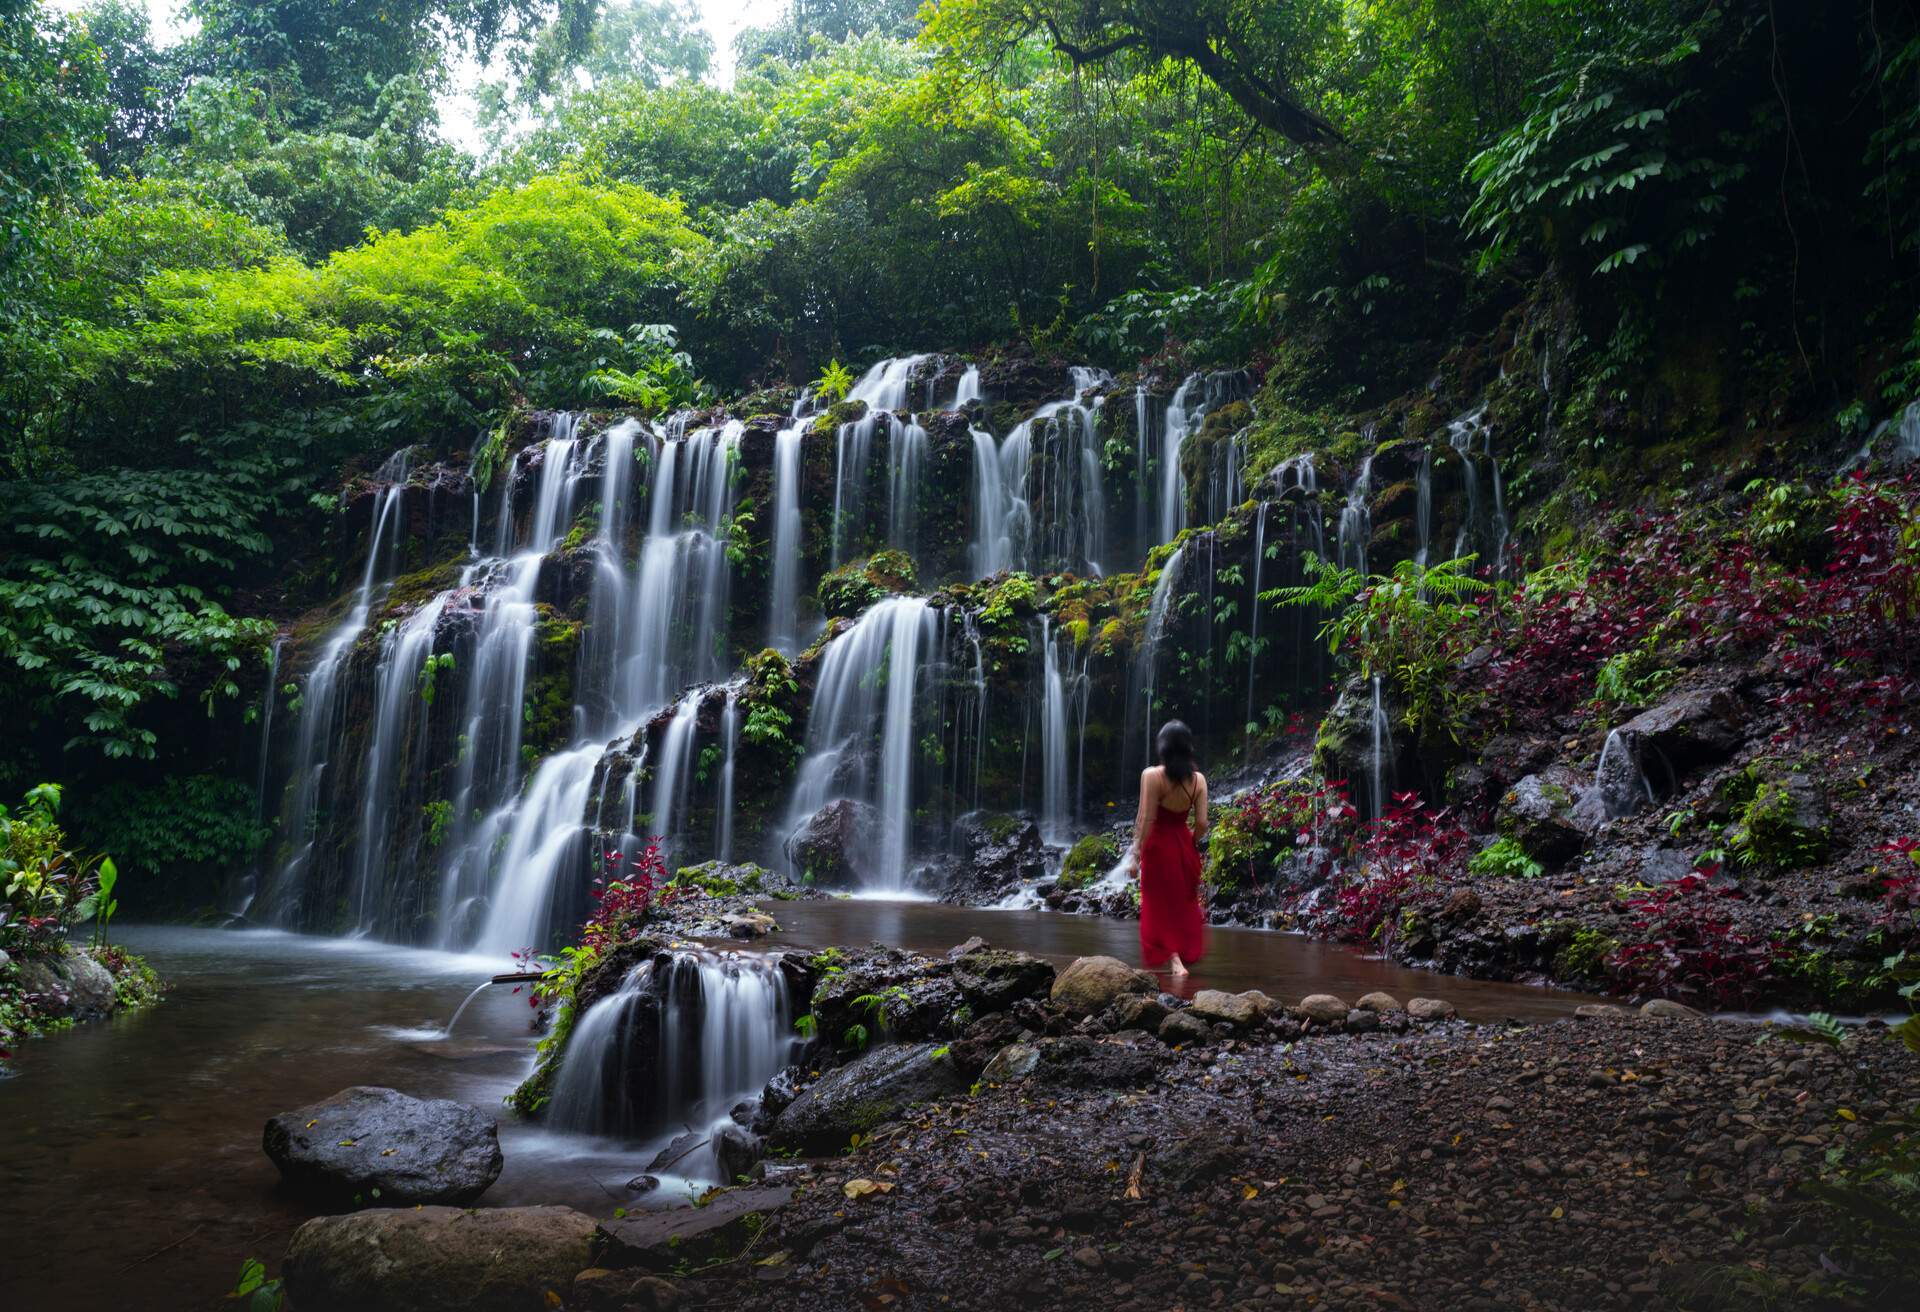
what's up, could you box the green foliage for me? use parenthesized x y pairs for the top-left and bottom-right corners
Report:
(583, 322), (713, 414)
(1465, 7), (1744, 278)
(82, 774), (268, 880)
(817, 551), (919, 619)
(229, 1257), (286, 1312)
(1, 782), (115, 956)
(740, 647), (804, 760)
(812, 359), (855, 406)
(1469, 837), (1545, 881)
(417, 652), (456, 707)
(421, 799), (454, 849)
(1553, 926), (1619, 983)
(1268, 554), (1490, 743)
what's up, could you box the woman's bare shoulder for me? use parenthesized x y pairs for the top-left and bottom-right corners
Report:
(1194, 770), (1209, 792)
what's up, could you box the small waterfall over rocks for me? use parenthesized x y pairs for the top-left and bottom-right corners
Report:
(546, 949), (799, 1179)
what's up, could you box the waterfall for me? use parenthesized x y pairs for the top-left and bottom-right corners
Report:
(1414, 448), (1433, 568)
(547, 951), (798, 1177)
(1129, 545), (1186, 767)
(1134, 383), (1153, 549)
(786, 596), (942, 887)
(470, 740), (602, 955)
(1038, 618), (1087, 845)
(1595, 728), (1656, 819)
(968, 424), (1015, 577)
(847, 354), (930, 410)
(1154, 370), (1250, 549)
(968, 368), (1110, 577)
(954, 364), (982, 407)
(1244, 501), (1270, 757)
(648, 691), (704, 860)
(715, 689), (739, 860)
(886, 415), (929, 552)
(347, 592), (450, 933)
(266, 448), (415, 917)
(1446, 406), (1507, 568)
(1366, 674), (1396, 823)
(1338, 455), (1373, 576)
(767, 418), (807, 651)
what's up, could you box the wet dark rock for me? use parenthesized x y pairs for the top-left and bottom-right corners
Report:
(1499, 766), (1596, 865)
(930, 812), (1051, 904)
(785, 799), (881, 887)
(11, 949), (117, 1021)
(768, 1043), (968, 1155)
(809, 946), (964, 1049)
(950, 944), (1055, 1012)
(1158, 1011), (1213, 1045)
(988, 1035), (1163, 1088)
(1186, 989), (1268, 1027)
(263, 1086), (502, 1206)
(595, 1186), (794, 1270)
(1108, 993), (1171, 1032)
(713, 1123), (762, 1182)
(1620, 686), (1746, 775)
(284, 1205), (594, 1311)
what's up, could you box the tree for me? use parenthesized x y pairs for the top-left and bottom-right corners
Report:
(924, 0), (1345, 148)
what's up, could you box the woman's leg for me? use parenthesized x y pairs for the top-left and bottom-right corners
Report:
(1168, 953), (1188, 979)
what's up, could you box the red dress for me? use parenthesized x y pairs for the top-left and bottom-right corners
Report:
(1139, 798), (1206, 967)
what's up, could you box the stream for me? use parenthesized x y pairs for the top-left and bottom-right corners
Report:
(0, 910), (1600, 1309)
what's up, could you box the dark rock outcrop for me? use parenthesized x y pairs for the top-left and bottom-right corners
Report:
(785, 799), (880, 887)
(768, 1043), (969, 1154)
(284, 1205), (594, 1311)
(263, 1086), (502, 1206)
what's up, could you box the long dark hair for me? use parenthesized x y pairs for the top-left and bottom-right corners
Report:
(1156, 720), (1197, 784)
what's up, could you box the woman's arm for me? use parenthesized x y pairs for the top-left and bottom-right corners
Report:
(1131, 768), (1154, 861)
(1192, 773), (1210, 841)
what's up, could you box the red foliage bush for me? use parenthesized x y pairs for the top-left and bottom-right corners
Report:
(1313, 792), (1469, 945)
(579, 839), (672, 954)
(1606, 868), (1780, 1007)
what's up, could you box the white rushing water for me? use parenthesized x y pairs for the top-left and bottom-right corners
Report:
(786, 596), (941, 888)
(547, 951), (798, 1180)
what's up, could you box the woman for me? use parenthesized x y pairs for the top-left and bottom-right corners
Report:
(1132, 719), (1208, 977)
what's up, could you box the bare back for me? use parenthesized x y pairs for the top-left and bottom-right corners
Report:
(1132, 764), (1209, 856)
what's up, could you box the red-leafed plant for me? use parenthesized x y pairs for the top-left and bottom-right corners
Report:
(1877, 837), (1920, 931)
(580, 839), (671, 953)
(1607, 868), (1780, 1007)
(1314, 792), (1470, 945)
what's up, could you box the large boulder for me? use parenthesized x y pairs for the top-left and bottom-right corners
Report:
(284, 1205), (595, 1312)
(1186, 989), (1271, 1027)
(1498, 766), (1596, 866)
(931, 812), (1049, 904)
(595, 1186), (794, 1270)
(263, 1086), (502, 1206)
(1620, 687), (1746, 774)
(12, 948), (118, 1021)
(785, 799), (881, 887)
(768, 1042), (968, 1154)
(949, 943), (1054, 1012)
(1050, 955), (1156, 1015)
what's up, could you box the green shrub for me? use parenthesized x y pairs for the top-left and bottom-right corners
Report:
(1468, 837), (1545, 880)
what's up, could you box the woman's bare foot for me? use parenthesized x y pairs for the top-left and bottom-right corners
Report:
(1168, 954), (1189, 980)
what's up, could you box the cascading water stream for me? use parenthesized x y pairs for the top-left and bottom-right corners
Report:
(547, 951), (799, 1180)
(1244, 501), (1269, 761)
(969, 368), (1110, 577)
(1338, 455), (1374, 576)
(1414, 448), (1434, 568)
(786, 596), (942, 888)
(767, 418), (807, 651)
(1367, 674), (1396, 822)
(715, 690), (740, 861)
(1447, 406), (1509, 569)
(266, 448), (415, 917)
(1129, 545), (1187, 769)
(1037, 617), (1090, 845)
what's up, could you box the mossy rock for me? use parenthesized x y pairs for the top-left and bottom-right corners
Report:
(1059, 833), (1120, 891)
(1731, 766), (1830, 868)
(817, 550), (919, 619)
(671, 860), (771, 897)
